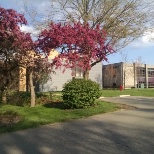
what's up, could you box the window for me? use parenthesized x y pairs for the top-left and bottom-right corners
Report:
(136, 67), (145, 77)
(72, 66), (83, 78)
(148, 68), (154, 87)
(148, 68), (154, 77)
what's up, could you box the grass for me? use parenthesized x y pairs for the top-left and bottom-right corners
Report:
(0, 100), (119, 134)
(101, 88), (154, 97)
(51, 88), (154, 97)
(1, 88), (152, 134)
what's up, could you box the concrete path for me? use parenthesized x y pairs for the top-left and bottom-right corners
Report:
(0, 96), (154, 154)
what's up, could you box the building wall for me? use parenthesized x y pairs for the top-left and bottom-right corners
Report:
(103, 62), (136, 89)
(19, 67), (26, 91)
(40, 62), (103, 91)
(89, 62), (102, 89)
(123, 63), (135, 88)
(40, 67), (72, 92)
(102, 62), (123, 88)
(147, 65), (154, 88)
(103, 62), (154, 89)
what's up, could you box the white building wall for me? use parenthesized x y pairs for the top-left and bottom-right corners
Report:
(89, 62), (102, 89)
(40, 67), (72, 92)
(40, 62), (102, 91)
(123, 63), (135, 88)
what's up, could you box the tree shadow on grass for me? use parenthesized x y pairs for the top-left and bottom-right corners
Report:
(43, 101), (67, 110)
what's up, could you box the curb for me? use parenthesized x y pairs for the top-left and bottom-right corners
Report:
(99, 97), (105, 99)
(119, 95), (130, 97)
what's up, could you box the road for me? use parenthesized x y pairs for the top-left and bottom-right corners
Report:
(0, 96), (154, 154)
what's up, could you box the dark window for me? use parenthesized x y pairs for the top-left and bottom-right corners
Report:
(72, 66), (83, 78)
(148, 68), (154, 77)
(136, 67), (145, 77)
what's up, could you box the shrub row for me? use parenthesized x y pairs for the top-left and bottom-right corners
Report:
(1, 79), (101, 109)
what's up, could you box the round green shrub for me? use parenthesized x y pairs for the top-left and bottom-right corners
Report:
(62, 78), (101, 109)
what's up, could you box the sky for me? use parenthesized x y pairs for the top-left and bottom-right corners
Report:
(0, 0), (154, 65)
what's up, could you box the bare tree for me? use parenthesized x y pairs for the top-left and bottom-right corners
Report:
(55, 0), (154, 50)
(22, 0), (154, 48)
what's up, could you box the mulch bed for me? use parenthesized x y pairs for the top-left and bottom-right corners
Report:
(0, 115), (21, 127)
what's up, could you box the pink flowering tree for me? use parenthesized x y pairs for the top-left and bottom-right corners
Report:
(37, 22), (114, 79)
(0, 7), (50, 106)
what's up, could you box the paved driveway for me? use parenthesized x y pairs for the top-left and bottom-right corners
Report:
(0, 96), (154, 154)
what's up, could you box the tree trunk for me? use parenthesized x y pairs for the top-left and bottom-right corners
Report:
(0, 90), (7, 104)
(83, 70), (89, 80)
(29, 71), (35, 107)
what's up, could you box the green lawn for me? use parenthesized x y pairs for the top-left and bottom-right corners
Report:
(1, 88), (153, 134)
(101, 88), (154, 97)
(52, 88), (154, 97)
(0, 100), (119, 134)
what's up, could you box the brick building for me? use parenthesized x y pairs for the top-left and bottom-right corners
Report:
(102, 62), (154, 89)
